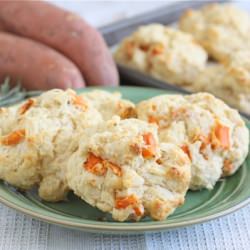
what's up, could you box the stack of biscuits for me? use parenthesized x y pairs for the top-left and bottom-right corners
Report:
(0, 89), (248, 222)
(114, 3), (250, 116)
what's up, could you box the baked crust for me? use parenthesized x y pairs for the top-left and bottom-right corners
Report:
(67, 117), (191, 221)
(179, 3), (250, 62)
(137, 93), (249, 189)
(114, 24), (207, 87)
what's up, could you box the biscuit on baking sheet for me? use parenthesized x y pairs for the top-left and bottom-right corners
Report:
(80, 90), (136, 120)
(67, 117), (191, 221)
(114, 24), (207, 87)
(179, 3), (250, 62)
(0, 89), (103, 201)
(136, 93), (249, 190)
(193, 51), (250, 115)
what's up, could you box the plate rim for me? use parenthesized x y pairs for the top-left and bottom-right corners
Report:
(0, 192), (249, 233)
(0, 86), (250, 233)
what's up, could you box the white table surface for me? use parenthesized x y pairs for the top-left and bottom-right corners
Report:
(1, 1), (250, 249)
(0, 204), (249, 250)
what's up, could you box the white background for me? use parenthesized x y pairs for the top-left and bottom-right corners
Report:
(49, 1), (250, 28)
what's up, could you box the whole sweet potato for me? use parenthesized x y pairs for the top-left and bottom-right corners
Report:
(0, 32), (85, 90)
(0, 1), (119, 86)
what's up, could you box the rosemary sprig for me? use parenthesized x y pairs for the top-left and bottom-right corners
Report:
(0, 78), (42, 107)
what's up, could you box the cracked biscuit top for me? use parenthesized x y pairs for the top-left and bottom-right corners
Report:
(114, 24), (207, 87)
(67, 117), (191, 221)
(179, 3), (250, 62)
(137, 93), (249, 190)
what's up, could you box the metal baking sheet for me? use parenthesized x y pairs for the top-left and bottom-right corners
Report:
(98, 0), (250, 119)
(100, 0), (229, 87)
(99, 0), (229, 89)
(100, 0), (229, 46)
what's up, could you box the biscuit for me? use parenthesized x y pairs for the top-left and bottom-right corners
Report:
(35, 89), (103, 201)
(193, 51), (250, 115)
(0, 89), (103, 201)
(187, 93), (249, 176)
(136, 93), (249, 189)
(67, 117), (191, 221)
(114, 24), (207, 87)
(0, 107), (49, 189)
(179, 3), (250, 62)
(80, 90), (136, 120)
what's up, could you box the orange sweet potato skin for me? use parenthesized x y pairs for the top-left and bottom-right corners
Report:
(0, 32), (85, 90)
(0, 1), (119, 86)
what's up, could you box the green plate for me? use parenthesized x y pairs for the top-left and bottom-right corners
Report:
(0, 86), (249, 234)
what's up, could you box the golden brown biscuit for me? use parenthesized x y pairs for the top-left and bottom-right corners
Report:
(193, 51), (250, 115)
(137, 93), (249, 189)
(0, 89), (103, 201)
(67, 117), (191, 221)
(179, 3), (250, 62)
(114, 24), (207, 87)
